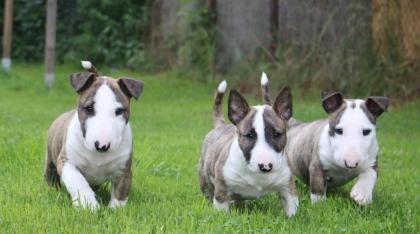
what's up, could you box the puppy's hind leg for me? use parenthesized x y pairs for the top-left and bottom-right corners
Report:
(213, 178), (230, 212)
(198, 162), (214, 202)
(44, 151), (60, 187)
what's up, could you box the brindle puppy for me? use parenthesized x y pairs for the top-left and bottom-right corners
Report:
(198, 80), (298, 217)
(44, 61), (143, 209)
(261, 72), (388, 205)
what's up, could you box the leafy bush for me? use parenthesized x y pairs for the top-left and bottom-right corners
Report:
(1, 0), (152, 67)
(62, 0), (152, 66)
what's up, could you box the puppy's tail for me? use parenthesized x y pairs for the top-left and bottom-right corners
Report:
(261, 72), (271, 105)
(213, 80), (227, 128)
(81, 60), (98, 75)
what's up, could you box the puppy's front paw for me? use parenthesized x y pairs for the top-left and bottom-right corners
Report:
(310, 193), (326, 204)
(108, 198), (128, 209)
(72, 193), (99, 210)
(351, 186), (372, 205)
(284, 196), (299, 217)
(213, 197), (229, 212)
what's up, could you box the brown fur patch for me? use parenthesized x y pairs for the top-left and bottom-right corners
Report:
(285, 120), (327, 184)
(45, 110), (75, 184)
(213, 91), (225, 128)
(360, 102), (377, 124)
(261, 84), (271, 105)
(328, 104), (347, 136)
(77, 78), (103, 137)
(198, 124), (236, 202)
(263, 107), (288, 153)
(107, 79), (131, 123)
(112, 155), (132, 200)
(236, 109), (257, 161)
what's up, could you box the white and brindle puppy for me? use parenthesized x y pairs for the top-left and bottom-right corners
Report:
(198, 80), (298, 217)
(44, 61), (144, 209)
(261, 73), (389, 205)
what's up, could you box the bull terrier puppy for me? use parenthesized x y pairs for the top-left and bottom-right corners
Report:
(261, 73), (389, 205)
(44, 61), (143, 209)
(198, 80), (298, 217)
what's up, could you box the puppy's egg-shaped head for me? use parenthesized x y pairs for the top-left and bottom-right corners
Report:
(228, 87), (292, 173)
(322, 92), (389, 169)
(70, 73), (143, 153)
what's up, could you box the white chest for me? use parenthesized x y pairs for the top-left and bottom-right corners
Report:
(222, 154), (291, 199)
(67, 150), (130, 185)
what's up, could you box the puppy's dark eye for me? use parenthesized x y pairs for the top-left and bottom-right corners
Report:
(84, 104), (95, 115)
(115, 108), (125, 116)
(362, 129), (371, 136)
(273, 131), (282, 138)
(334, 128), (343, 135)
(245, 132), (256, 139)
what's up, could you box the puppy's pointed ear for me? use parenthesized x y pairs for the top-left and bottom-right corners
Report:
(70, 72), (96, 93)
(322, 92), (343, 114)
(365, 96), (389, 119)
(273, 86), (292, 120)
(321, 91), (335, 99)
(228, 90), (250, 125)
(118, 77), (144, 100)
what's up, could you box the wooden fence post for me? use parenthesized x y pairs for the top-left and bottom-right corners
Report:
(44, 0), (57, 88)
(2, 0), (14, 72)
(269, 0), (278, 60)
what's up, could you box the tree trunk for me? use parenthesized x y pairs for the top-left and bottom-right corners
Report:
(44, 0), (57, 88)
(2, 0), (13, 72)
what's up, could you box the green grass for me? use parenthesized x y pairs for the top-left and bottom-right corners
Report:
(0, 64), (419, 233)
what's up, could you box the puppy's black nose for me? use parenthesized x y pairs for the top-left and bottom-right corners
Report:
(344, 160), (358, 169)
(94, 141), (110, 152)
(258, 163), (273, 173)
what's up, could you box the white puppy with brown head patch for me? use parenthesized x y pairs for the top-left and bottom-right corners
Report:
(198, 80), (298, 217)
(44, 61), (143, 210)
(261, 73), (389, 205)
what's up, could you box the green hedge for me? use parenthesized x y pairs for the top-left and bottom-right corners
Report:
(1, 0), (151, 66)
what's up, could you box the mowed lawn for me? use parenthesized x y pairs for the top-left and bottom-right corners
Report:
(0, 64), (418, 233)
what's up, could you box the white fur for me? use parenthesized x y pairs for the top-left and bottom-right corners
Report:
(310, 193), (326, 203)
(261, 72), (268, 86)
(84, 83), (128, 153)
(61, 163), (99, 210)
(217, 80), (227, 93)
(350, 168), (377, 205)
(81, 60), (92, 70)
(213, 197), (229, 212)
(222, 106), (293, 199)
(319, 100), (378, 188)
(279, 189), (299, 217)
(109, 198), (128, 208)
